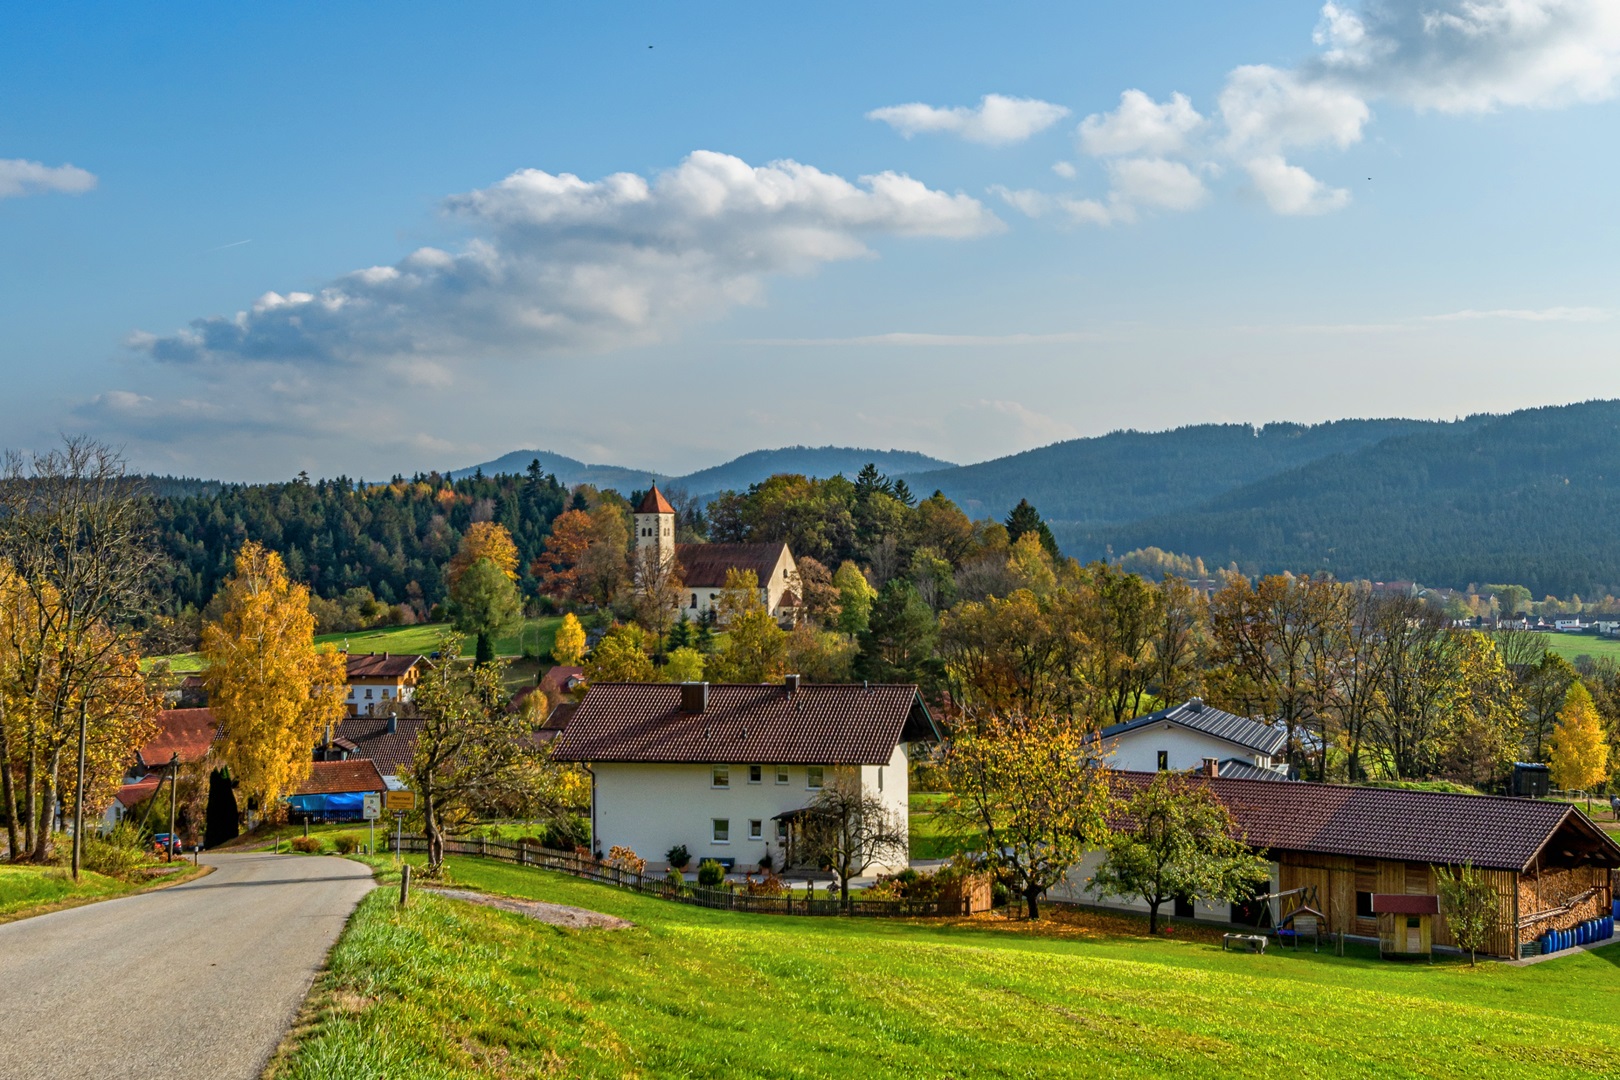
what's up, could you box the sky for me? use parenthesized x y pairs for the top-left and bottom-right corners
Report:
(2, 1), (1618, 482)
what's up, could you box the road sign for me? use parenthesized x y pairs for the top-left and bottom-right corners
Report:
(362, 794), (382, 821)
(384, 790), (416, 812)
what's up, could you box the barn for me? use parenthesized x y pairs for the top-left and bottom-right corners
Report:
(1062, 773), (1620, 958)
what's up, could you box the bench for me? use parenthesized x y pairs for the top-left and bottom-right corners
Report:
(1223, 933), (1268, 954)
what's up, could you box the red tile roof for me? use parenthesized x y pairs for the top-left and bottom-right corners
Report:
(1113, 771), (1620, 872)
(675, 543), (790, 588)
(330, 716), (424, 777)
(295, 759), (386, 796)
(345, 653), (426, 681)
(550, 683), (938, 765)
(115, 775), (164, 808)
(636, 485), (676, 515)
(540, 666), (585, 696)
(138, 708), (218, 768)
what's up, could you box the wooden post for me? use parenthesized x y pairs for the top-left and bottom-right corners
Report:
(400, 863), (411, 906)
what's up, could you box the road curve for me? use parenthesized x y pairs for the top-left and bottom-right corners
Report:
(0, 851), (374, 1080)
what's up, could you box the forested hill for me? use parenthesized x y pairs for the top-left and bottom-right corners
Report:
(904, 418), (1446, 527)
(1089, 400), (1620, 597)
(449, 450), (663, 491)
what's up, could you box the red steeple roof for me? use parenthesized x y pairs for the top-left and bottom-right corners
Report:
(636, 485), (675, 515)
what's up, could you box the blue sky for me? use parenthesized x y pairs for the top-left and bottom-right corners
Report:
(2, 2), (1617, 481)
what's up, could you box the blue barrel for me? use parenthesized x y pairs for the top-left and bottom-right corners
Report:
(1580, 923), (1590, 945)
(1542, 931), (1552, 953)
(1551, 930), (1560, 952)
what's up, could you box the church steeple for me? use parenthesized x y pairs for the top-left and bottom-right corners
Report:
(634, 484), (676, 570)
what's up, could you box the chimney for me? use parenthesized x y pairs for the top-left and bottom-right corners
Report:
(681, 682), (708, 715)
(1202, 758), (1219, 777)
(1188, 697), (1205, 712)
(387, 715), (397, 735)
(784, 673), (800, 695)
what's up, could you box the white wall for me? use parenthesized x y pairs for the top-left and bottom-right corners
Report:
(1101, 721), (1279, 774)
(592, 747), (911, 875)
(678, 547), (799, 623)
(346, 679), (412, 716)
(1051, 850), (1281, 923)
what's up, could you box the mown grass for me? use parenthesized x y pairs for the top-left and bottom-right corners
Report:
(1540, 633), (1620, 665)
(908, 791), (974, 860)
(153, 616), (564, 674)
(0, 861), (205, 923)
(275, 855), (1620, 1079)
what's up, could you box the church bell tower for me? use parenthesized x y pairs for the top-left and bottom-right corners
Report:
(634, 484), (676, 571)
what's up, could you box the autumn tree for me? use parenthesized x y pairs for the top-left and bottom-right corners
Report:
(833, 561), (876, 636)
(552, 612), (587, 665)
(798, 773), (908, 911)
(1435, 862), (1502, 967)
(943, 713), (1112, 920)
(584, 624), (656, 683)
(406, 634), (549, 871)
(1091, 772), (1268, 934)
(629, 546), (684, 642)
(202, 542), (347, 817)
(1549, 682), (1609, 807)
(448, 557), (522, 665)
(708, 570), (787, 683)
(661, 646), (705, 684)
(1003, 499), (1060, 560)
(446, 521), (519, 589)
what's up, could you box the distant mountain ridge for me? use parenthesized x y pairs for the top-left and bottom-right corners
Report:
(455, 445), (954, 497)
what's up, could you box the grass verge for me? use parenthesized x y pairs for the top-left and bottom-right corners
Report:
(271, 854), (1620, 1078)
(0, 861), (209, 924)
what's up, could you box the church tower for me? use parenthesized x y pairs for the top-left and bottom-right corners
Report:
(634, 484), (676, 571)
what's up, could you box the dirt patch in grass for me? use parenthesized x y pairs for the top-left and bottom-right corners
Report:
(429, 887), (633, 929)
(938, 904), (1228, 945)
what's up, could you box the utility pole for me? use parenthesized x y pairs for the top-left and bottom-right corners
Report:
(70, 699), (89, 882)
(166, 753), (179, 862)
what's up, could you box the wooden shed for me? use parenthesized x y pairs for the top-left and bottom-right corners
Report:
(1110, 773), (1620, 958)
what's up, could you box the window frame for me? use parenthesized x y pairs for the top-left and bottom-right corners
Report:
(712, 818), (730, 844)
(748, 764), (762, 785)
(748, 819), (763, 841)
(1156, 750), (1168, 771)
(806, 765), (824, 789)
(711, 765), (730, 789)
(775, 765), (789, 785)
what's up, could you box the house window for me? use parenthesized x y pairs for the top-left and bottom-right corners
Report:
(807, 766), (823, 789)
(1156, 750), (1168, 771)
(776, 819), (789, 840)
(748, 819), (763, 840)
(691, 594), (698, 608)
(365, 689), (374, 700)
(878, 767), (884, 792)
(712, 818), (729, 843)
(775, 765), (789, 785)
(712, 765), (729, 789)
(1356, 891), (1374, 918)
(749, 765), (762, 784)
(381, 688), (391, 699)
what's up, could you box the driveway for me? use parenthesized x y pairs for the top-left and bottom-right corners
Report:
(0, 851), (374, 1080)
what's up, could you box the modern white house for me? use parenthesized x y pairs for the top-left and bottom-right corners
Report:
(1096, 699), (1290, 781)
(548, 678), (940, 875)
(635, 486), (799, 623)
(342, 652), (429, 717)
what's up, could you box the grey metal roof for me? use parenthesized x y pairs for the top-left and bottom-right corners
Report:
(1214, 759), (1291, 782)
(1101, 699), (1287, 757)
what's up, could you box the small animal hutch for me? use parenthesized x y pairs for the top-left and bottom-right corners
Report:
(1371, 893), (1439, 960)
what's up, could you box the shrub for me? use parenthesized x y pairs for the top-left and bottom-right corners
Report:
(696, 859), (726, 887)
(663, 867), (688, 895)
(744, 871), (787, 897)
(991, 881), (1010, 908)
(606, 845), (647, 875)
(290, 835), (323, 853)
(757, 851), (774, 872)
(665, 843), (691, 870)
(332, 833), (362, 854)
(68, 824), (156, 880)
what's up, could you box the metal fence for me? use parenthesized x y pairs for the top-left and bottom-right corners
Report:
(390, 834), (962, 918)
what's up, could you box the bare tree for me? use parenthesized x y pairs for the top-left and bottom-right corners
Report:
(0, 438), (156, 873)
(798, 773), (908, 911)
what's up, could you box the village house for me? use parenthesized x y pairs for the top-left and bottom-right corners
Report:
(635, 486), (798, 623)
(1097, 699), (1291, 780)
(315, 713), (424, 790)
(1056, 774), (1620, 958)
(343, 652), (429, 717)
(285, 759), (388, 822)
(549, 678), (940, 874)
(106, 707), (220, 831)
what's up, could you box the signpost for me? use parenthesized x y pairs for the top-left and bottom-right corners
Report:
(384, 790), (416, 859)
(362, 793), (382, 855)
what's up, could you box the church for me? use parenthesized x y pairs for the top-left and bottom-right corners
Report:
(635, 486), (799, 623)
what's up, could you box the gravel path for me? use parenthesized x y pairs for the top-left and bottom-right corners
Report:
(430, 887), (633, 929)
(0, 851), (374, 1080)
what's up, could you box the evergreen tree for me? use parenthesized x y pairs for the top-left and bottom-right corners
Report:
(1004, 499), (1060, 560)
(854, 580), (941, 688)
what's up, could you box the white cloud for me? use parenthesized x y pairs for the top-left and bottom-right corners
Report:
(1107, 157), (1208, 212)
(867, 94), (1070, 144)
(1078, 90), (1204, 157)
(0, 158), (96, 199)
(1219, 64), (1372, 152)
(729, 330), (1099, 347)
(1426, 306), (1611, 322)
(132, 150), (999, 368)
(1243, 155), (1352, 215)
(1051, 161), (1077, 179)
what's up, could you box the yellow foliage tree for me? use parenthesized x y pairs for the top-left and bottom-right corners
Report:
(1549, 682), (1609, 807)
(447, 522), (519, 589)
(201, 542), (348, 815)
(552, 612), (587, 666)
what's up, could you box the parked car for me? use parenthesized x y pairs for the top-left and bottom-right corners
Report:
(150, 833), (183, 857)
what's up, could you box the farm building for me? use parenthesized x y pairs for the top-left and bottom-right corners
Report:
(1096, 699), (1291, 779)
(1058, 773), (1620, 958)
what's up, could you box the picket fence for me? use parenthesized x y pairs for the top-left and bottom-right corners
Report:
(390, 834), (972, 918)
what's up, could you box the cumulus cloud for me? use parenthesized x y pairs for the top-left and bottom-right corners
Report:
(1242, 154), (1352, 215)
(1078, 90), (1204, 156)
(0, 158), (96, 199)
(992, 157), (1206, 226)
(131, 150), (999, 368)
(867, 94), (1070, 144)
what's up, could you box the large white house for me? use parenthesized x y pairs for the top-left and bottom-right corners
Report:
(1097, 699), (1290, 781)
(634, 486), (799, 622)
(549, 678), (940, 875)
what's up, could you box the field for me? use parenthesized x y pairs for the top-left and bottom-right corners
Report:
(1539, 632), (1620, 665)
(272, 855), (1620, 1079)
(155, 616), (564, 674)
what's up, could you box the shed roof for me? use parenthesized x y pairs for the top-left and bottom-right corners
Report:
(550, 682), (938, 765)
(1101, 700), (1287, 757)
(1112, 771), (1620, 873)
(114, 775), (164, 808)
(295, 759), (387, 796)
(675, 543), (790, 588)
(137, 708), (218, 769)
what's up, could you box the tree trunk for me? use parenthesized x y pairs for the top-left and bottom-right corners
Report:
(23, 752), (36, 857)
(1024, 884), (1041, 921)
(1148, 899), (1161, 935)
(33, 748), (62, 862)
(424, 793), (443, 873)
(0, 706), (19, 860)
(71, 700), (88, 881)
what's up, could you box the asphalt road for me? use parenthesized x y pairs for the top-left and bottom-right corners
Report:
(0, 851), (375, 1080)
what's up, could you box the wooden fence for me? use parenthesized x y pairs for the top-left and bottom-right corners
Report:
(391, 834), (972, 918)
